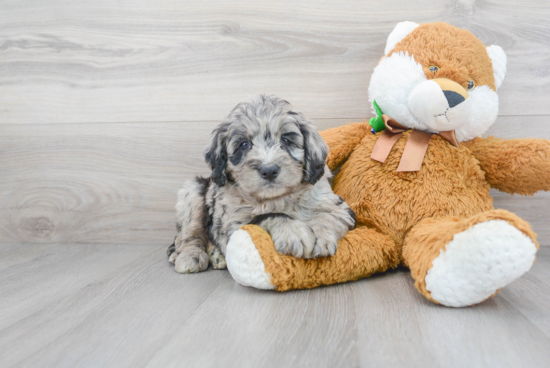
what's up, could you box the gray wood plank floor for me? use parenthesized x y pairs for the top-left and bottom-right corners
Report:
(0, 244), (549, 368)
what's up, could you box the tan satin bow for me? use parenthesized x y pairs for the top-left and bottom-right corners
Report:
(370, 115), (459, 172)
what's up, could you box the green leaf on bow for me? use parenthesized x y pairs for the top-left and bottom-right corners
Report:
(368, 100), (386, 133)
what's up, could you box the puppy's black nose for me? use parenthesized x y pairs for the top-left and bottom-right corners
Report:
(443, 90), (466, 108)
(259, 164), (280, 181)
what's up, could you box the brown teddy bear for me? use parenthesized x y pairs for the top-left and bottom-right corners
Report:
(225, 22), (550, 307)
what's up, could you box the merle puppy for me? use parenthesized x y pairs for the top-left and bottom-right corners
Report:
(168, 95), (356, 273)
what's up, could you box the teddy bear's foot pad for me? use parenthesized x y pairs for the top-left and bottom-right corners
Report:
(226, 229), (275, 290)
(425, 220), (537, 307)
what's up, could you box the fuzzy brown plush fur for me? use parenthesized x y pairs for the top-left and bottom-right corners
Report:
(240, 224), (399, 291)
(462, 137), (550, 195)
(327, 126), (549, 257)
(238, 127), (549, 296)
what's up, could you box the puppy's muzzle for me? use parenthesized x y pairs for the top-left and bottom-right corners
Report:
(259, 164), (280, 181)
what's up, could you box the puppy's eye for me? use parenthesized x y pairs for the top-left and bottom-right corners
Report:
(239, 141), (250, 150)
(467, 80), (475, 90)
(281, 137), (290, 145)
(429, 65), (439, 75)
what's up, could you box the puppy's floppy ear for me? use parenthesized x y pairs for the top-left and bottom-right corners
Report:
(297, 118), (329, 185)
(204, 122), (230, 187)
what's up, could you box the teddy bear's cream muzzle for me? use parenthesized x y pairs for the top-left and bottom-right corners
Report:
(408, 78), (470, 132)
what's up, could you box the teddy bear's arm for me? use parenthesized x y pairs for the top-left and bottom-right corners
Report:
(463, 136), (550, 195)
(320, 123), (371, 171)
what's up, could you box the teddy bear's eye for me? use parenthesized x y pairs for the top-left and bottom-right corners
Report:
(467, 80), (475, 90)
(428, 65), (439, 75)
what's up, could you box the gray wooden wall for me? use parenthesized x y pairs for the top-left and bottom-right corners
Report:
(1, 0), (549, 246)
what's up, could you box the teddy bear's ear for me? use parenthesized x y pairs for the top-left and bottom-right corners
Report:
(486, 45), (507, 90)
(384, 21), (419, 55)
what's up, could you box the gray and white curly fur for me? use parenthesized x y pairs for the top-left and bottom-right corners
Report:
(167, 95), (356, 273)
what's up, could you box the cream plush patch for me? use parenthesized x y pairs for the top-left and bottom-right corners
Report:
(425, 220), (537, 307)
(368, 52), (428, 131)
(384, 21), (419, 55)
(486, 45), (507, 89)
(226, 229), (275, 290)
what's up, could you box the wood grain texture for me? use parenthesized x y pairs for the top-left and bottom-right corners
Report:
(0, 243), (548, 368)
(0, 119), (344, 244)
(0, 0), (550, 124)
(1, 116), (549, 245)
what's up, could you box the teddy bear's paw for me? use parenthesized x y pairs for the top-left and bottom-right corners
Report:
(425, 220), (537, 307)
(226, 229), (275, 290)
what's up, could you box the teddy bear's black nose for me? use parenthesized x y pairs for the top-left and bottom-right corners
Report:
(443, 90), (466, 108)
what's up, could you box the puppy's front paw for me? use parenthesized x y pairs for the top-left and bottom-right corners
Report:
(207, 244), (227, 270)
(309, 223), (339, 258)
(174, 247), (209, 273)
(267, 221), (316, 259)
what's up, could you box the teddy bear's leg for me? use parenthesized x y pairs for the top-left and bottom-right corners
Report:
(226, 225), (399, 291)
(402, 209), (539, 307)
